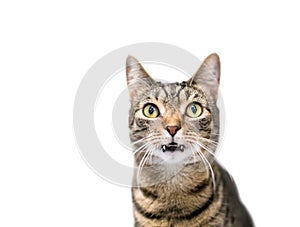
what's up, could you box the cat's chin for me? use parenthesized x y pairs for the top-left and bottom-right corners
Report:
(155, 149), (192, 164)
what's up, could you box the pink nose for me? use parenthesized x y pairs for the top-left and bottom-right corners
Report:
(165, 126), (181, 136)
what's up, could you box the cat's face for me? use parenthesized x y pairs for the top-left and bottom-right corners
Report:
(126, 54), (220, 165)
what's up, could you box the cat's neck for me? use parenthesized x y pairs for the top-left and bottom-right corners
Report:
(134, 160), (219, 193)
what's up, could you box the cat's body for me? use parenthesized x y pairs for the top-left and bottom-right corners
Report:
(126, 54), (254, 227)
(132, 162), (253, 227)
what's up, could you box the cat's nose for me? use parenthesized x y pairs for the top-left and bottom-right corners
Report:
(165, 126), (181, 137)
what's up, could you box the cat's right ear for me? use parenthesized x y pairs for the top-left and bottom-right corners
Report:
(187, 53), (220, 102)
(126, 55), (155, 103)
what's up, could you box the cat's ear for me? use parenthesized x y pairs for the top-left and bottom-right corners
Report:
(126, 55), (155, 103)
(188, 53), (220, 102)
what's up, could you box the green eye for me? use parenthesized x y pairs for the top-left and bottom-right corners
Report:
(186, 102), (202, 118)
(143, 104), (159, 118)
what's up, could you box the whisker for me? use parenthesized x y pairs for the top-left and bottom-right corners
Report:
(198, 137), (219, 145)
(136, 149), (151, 187)
(195, 148), (216, 192)
(194, 141), (216, 158)
(191, 143), (205, 166)
(149, 148), (155, 165)
(192, 148), (196, 163)
(136, 137), (163, 187)
(132, 132), (162, 145)
(132, 136), (163, 155)
(131, 134), (152, 145)
(185, 139), (216, 158)
(133, 142), (153, 155)
(194, 147), (208, 171)
(184, 135), (218, 147)
(187, 140), (216, 193)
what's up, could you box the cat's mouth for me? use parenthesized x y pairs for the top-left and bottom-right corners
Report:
(161, 142), (185, 152)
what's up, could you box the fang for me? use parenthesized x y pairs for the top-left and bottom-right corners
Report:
(180, 145), (185, 152)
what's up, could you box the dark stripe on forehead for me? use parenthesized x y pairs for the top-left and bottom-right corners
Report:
(154, 88), (161, 99)
(165, 83), (177, 97)
(175, 86), (185, 101)
(194, 87), (206, 99)
(159, 84), (169, 98)
(148, 82), (169, 100)
(185, 89), (192, 100)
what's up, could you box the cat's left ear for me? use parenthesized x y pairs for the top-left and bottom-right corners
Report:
(126, 55), (155, 103)
(187, 53), (220, 102)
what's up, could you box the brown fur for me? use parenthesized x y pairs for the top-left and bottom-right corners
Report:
(126, 54), (254, 227)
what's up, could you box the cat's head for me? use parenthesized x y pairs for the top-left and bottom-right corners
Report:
(126, 54), (220, 165)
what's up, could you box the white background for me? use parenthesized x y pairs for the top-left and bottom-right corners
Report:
(1, 1), (299, 226)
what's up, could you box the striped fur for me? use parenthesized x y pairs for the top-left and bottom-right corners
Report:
(126, 54), (254, 227)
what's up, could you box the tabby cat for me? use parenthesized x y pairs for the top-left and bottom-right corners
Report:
(126, 53), (254, 227)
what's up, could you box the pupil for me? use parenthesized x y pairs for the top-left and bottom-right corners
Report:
(191, 105), (197, 114)
(148, 106), (154, 115)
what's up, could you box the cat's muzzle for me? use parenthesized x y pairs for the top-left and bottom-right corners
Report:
(161, 142), (185, 152)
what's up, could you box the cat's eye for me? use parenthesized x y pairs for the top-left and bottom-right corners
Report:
(186, 102), (202, 118)
(143, 104), (160, 118)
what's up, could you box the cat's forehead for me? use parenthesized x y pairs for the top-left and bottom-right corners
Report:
(144, 81), (207, 107)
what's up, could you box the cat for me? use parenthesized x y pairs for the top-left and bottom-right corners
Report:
(126, 53), (254, 227)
